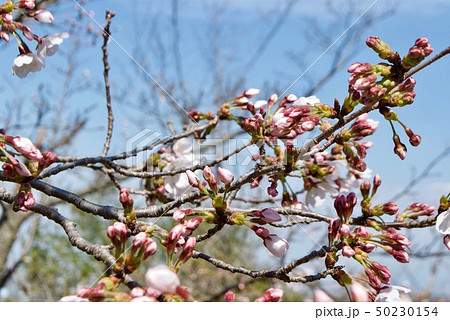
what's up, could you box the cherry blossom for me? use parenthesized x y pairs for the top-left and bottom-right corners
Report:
(37, 33), (69, 59)
(145, 265), (181, 294)
(12, 52), (44, 78)
(374, 286), (411, 302)
(435, 210), (450, 234)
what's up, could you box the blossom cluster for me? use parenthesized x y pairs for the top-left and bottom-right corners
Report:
(0, 0), (69, 77)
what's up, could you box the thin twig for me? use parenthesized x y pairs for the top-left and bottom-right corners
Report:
(101, 10), (116, 157)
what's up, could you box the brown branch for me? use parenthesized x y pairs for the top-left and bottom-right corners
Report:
(101, 10), (116, 157)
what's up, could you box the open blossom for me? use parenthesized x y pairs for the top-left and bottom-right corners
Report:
(436, 210), (450, 234)
(263, 234), (289, 258)
(375, 286), (411, 302)
(37, 33), (69, 58)
(145, 265), (180, 294)
(165, 138), (200, 198)
(12, 52), (44, 78)
(5, 136), (43, 161)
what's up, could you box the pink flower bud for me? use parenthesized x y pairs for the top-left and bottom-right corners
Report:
(217, 167), (234, 185)
(185, 170), (200, 187)
(17, 190), (35, 211)
(355, 226), (370, 238)
(268, 93), (278, 107)
(19, 0), (36, 10)
(243, 88), (260, 98)
(119, 188), (134, 210)
(144, 265), (180, 294)
(5, 136), (43, 161)
(32, 9), (54, 23)
(393, 135), (407, 160)
(259, 208), (282, 223)
(339, 223), (351, 236)
(173, 208), (191, 222)
(365, 36), (394, 60)
(255, 288), (283, 302)
(184, 217), (203, 234)
(313, 289), (334, 302)
(2, 13), (12, 24)
(224, 290), (235, 302)
(178, 237), (196, 263)
(132, 232), (148, 250)
(267, 183), (278, 197)
(350, 283), (371, 302)
(263, 234), (289, 258)
(392, 250), (410, 263)
(42, 151), (58, 167)
(342, 245), (355, 257)
(252, 226), (270, 239)
(168, 224), (184, 243)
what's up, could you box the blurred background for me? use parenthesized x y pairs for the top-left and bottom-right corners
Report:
(0, 0), (449, 301)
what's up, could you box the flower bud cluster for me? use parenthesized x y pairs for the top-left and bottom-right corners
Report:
(402, 37), (434, 70)
(329, 190), (411, 289)
(165, 217), (202, 268)
(1, 131), (57, 181)
(344, 36), (433, 116)
(186, 166), (234, 210)
(395, 202), (435, 222)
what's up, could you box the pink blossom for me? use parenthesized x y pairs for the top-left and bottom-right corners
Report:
(255, 288), (283, 302)
(19, 0), (36, 10)
(32, 10), (54, 23)
(224, 290), (235, 302)
(313, 289), (334, 302)
(350, 283), (371, 302)
(173, 208), (191, 222)
(258, 208), (282, 223)
(17, 191), (35, 211)
(243, 88), (260, 98)
(144, 265), (180, 294)
(185, 170), (200, 187)
(5, 136), (43, 161)
(119, 188), (133, 210)
(263, 234), (289, 258)
(342, 245), (355, 258)
(217, 167), (234, 185)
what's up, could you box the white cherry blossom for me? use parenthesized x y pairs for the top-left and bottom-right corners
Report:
(12, 53), (44, 78)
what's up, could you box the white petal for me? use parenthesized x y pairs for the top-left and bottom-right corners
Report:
(436, 210), (450, 234)
(305, 188), (326, 208)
